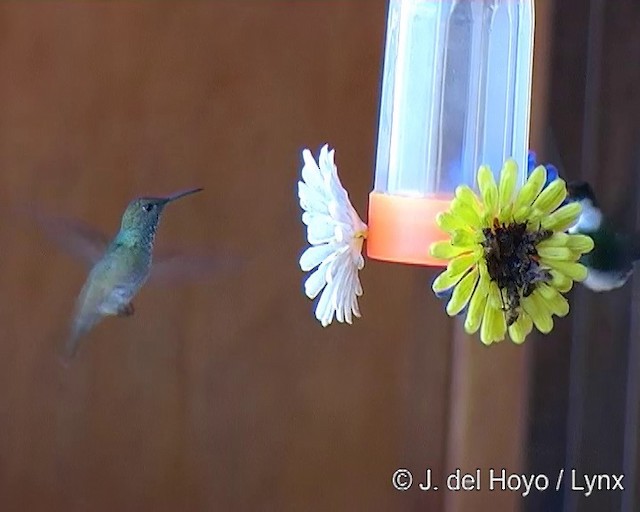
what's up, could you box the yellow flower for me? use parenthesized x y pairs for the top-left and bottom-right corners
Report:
(430, 161), (594, 345)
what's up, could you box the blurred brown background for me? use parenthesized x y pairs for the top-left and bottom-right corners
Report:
(0, 1), (637, 512)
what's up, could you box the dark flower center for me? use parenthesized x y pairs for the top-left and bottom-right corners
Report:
(482, 219), (553, 325)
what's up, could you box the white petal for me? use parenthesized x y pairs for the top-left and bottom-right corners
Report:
(354, 250), (365, 271)
(301, 210), (326, 225)
(351, 209), (368, 235)
(303, 211), (346, 246)
(297, 145), (368, 326)
(345, 268), (362, 323)
(318, 145), (334, 176)
(354, 275), (363, 296)
(301, 149), (323, 189)
(298, 181), (328, 213)
(304, 261), (329, 299)
(299, 244), (336, 271)
(302, 211), (335, 231)
(315, 283), (336, 327)
(331, 257), (350, 323)
(343, 271), (358, 323)
(327, 249), (362, 325)
(307, 230), (335, 246)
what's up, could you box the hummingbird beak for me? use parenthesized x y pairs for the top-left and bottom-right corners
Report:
(162, 187), (204, 204)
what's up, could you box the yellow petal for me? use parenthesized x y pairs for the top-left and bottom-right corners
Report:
(513, 205), (532, 223)
(487, 283), (505, 310)
(430, 241), (472, 260)
(498, 160), (517, 211)
(432, 268), (466, 294)
(451, 229), (482, 247)
(549, 269), (573, 293)
(480, 303), (507, 345)
(480, 282), (507, 345)
(567, 234), (594, 254)
(525, 210), (544, 225)
(536, 282), (556, 301)
(447, 249), (481, 276)
(436, 211), (469, 234)
(515, 165), (547, 210)
(451, 197), (482, 229)
(498, 203), (514, 224)
(537, 246), (574, 261)
(568, 250), (586, 262)
(455, 185), (484, 217)
(536, 284), (570, 317)
(544, 260), (588, 281)
(521, 292), (553, 334)
(508, 312), (533, 344)
(446, 267), (479, 316)
(537, 232), (570, 249)
(541, 202), (582, 232)
(464, 267), (489, 334)
(478, 165), (498, 216)
(531, 178), (567, 215)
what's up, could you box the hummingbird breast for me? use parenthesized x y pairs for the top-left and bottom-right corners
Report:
(98, 280), (145, 316)
(80, 244), (153, 318)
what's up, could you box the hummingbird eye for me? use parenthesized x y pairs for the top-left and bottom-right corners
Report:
(142, 203), (155, 213)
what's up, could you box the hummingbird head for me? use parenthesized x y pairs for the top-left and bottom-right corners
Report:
(120, 187), (203, 234)
(566, 180), (603, 233)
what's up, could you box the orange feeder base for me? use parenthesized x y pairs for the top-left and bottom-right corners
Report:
(366, 191), (452, 267)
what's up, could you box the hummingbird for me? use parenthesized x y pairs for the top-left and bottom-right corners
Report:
(566, 181), (640, 292)
(29, 187), (209, 359)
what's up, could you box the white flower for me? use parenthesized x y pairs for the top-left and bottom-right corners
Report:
(297, 144), (368, 326)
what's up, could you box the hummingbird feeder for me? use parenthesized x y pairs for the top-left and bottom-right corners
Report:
(297, 0), (595, 343)
(367, 0), (535, 267)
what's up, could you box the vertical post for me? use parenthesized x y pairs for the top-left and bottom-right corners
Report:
(621, 142), (640, 512)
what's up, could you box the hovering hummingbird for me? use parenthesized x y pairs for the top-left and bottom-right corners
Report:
(566, 181), (640, 292)
(27, 187), (215, 359)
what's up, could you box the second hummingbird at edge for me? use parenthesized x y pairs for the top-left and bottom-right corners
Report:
(566, 181), (640, 293)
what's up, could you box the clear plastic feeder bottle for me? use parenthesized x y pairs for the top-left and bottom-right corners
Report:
(367, 0), (535, 266)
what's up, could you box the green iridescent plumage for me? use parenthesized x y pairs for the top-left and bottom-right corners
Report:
(65, 188), (203, 359)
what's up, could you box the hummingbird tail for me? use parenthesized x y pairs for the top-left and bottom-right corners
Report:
(62, 330), (84, 361)
(62, 315), (99, 361)
(63, 333), (82, 361)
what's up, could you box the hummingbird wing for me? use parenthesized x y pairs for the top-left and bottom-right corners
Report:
(26, 207), (239, 282)
(149, 250), (243, 285)
(25, 208), (110, 266)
